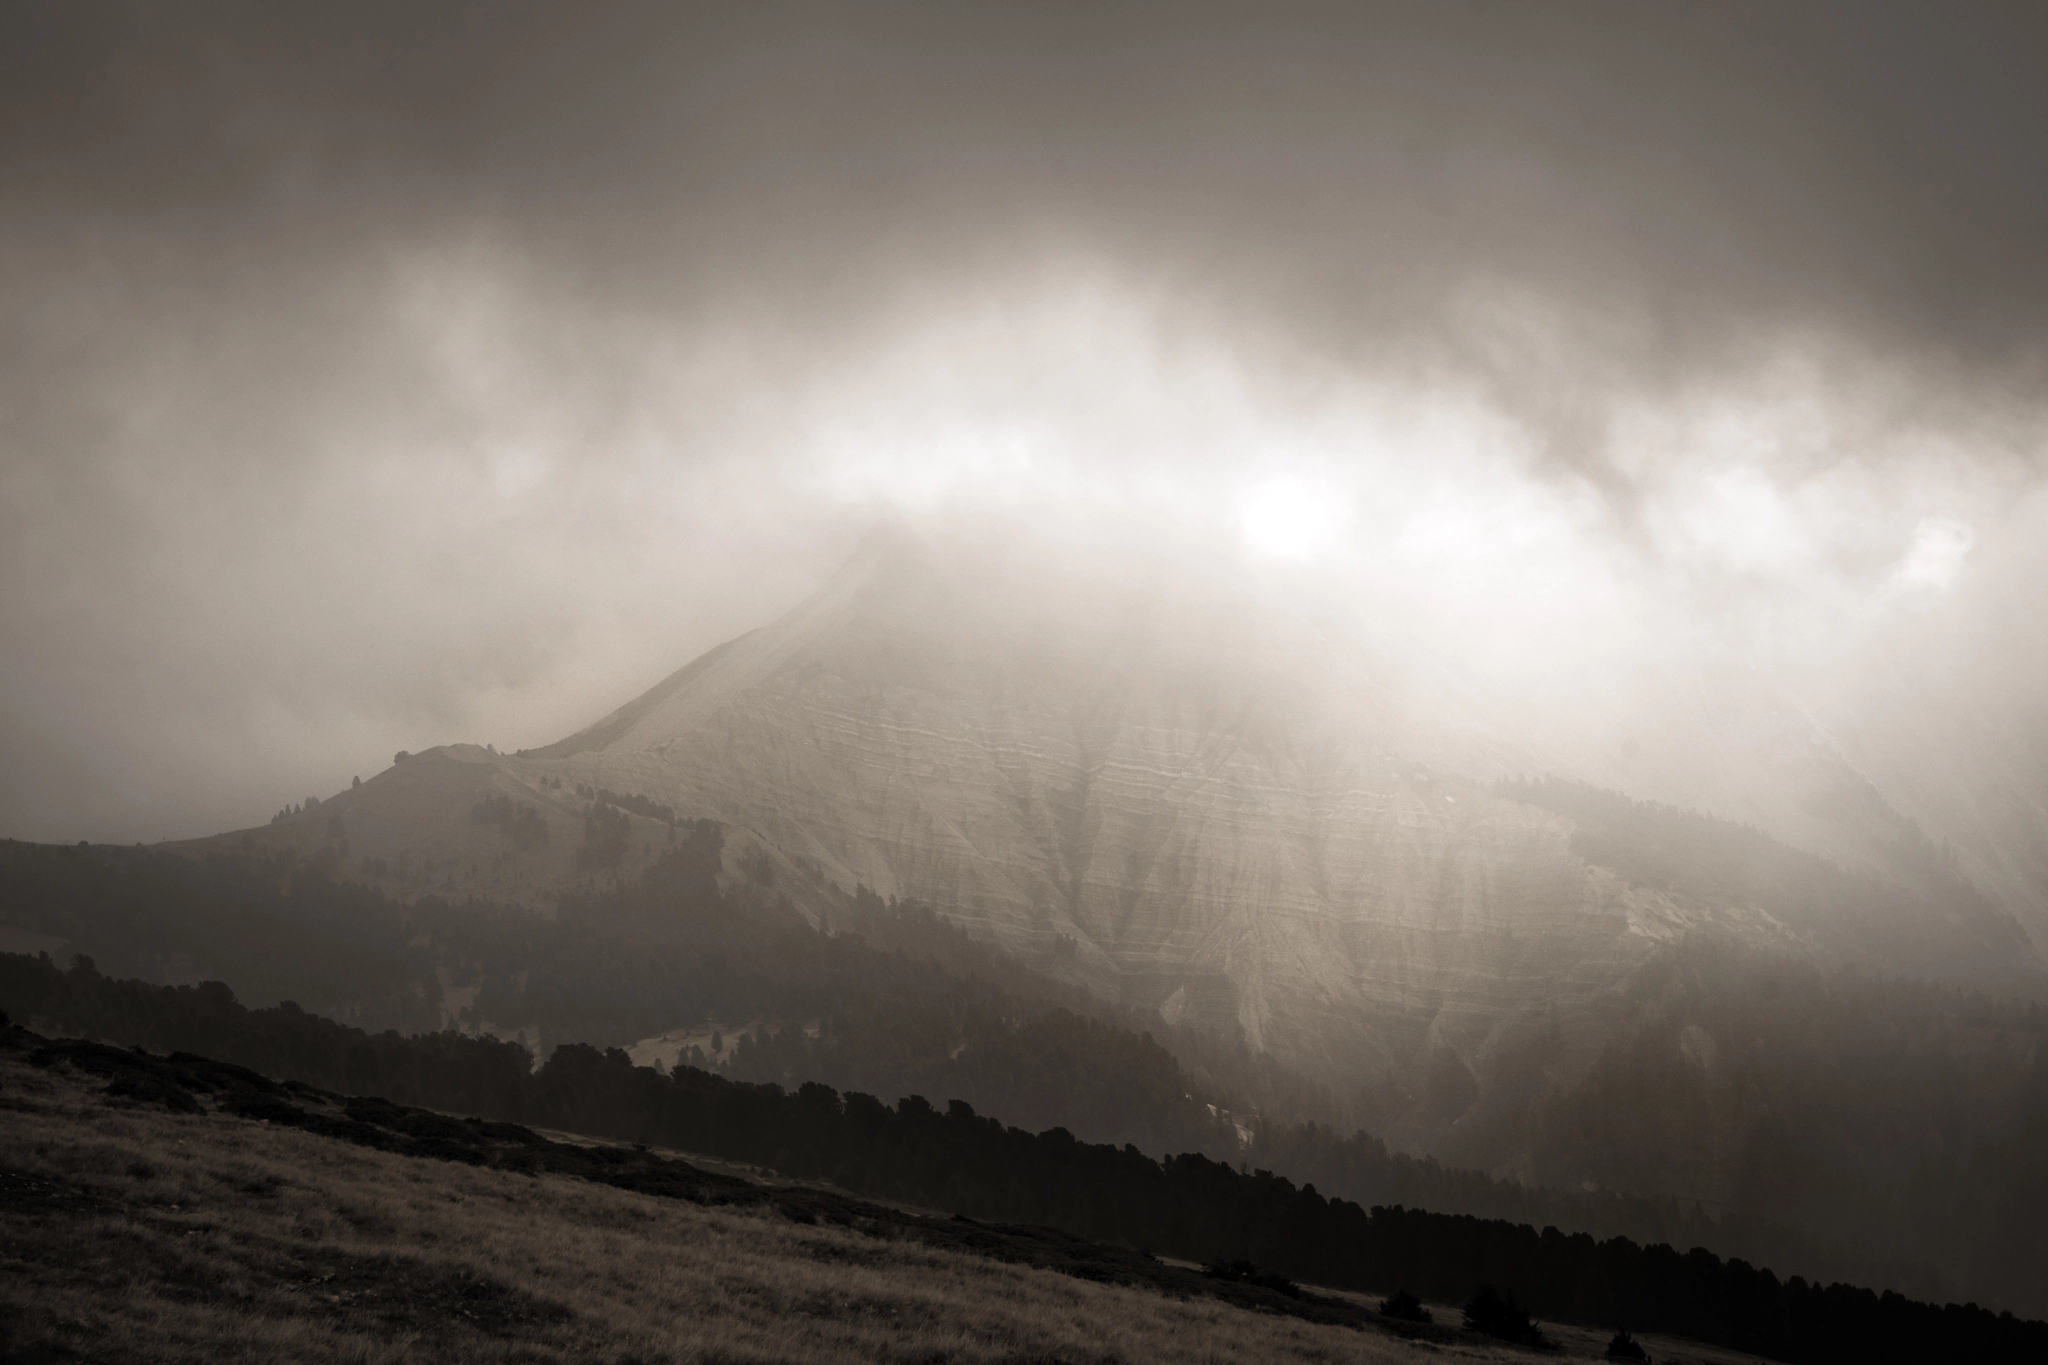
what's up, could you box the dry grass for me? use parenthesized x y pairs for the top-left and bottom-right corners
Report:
(0, 1048), (1763, 1365)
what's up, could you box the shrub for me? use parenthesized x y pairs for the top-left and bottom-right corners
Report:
(1605, 1329), (1650, 1360)
(1464, 1284), (1553, 1348)
(1380, 1288), (1433, 1323)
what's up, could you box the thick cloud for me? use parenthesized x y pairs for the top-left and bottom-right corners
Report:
(2, 1), (2045, 840)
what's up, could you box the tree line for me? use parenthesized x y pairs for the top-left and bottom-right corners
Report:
(3, 949), (2041, 1365)
(7, 829), (2043, 1306)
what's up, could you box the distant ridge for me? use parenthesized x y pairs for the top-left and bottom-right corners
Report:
(521, 630), (756, 761)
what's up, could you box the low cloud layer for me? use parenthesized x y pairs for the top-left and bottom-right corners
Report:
(2, 2), (2045, 840)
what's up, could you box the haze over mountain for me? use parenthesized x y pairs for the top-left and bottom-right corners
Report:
(12, 9), (2048, 1358)
(7, 3), (2048, 858)
(212, 523), (2043, 1162)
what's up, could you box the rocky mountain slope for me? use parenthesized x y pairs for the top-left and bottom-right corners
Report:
(197, 532), (2043, 1155)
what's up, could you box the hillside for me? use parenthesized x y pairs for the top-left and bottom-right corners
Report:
(5, 840), (1718, 1256)
(21, 808), (2048, 1310)
(0, 1029), (1459, 1365)
(181, 535), (2043, 1163)
(7, 1011), (2043, 1364)
(0, 832), (1238, 1157)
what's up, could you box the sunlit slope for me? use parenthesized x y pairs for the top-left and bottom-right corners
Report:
(511, 539), (2033, 1080)
(516, 543), (1681, 1074)
(198, 534), (2040, 1128)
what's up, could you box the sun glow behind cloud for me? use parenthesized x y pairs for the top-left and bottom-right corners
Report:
(776, 271), (2023, 629)
(103, 250), (2048, 717)
(8, 3), (2048, 850)
(672, 266), (2048, 794)
(7, 243), (2045, 842)
(1237, 475), (1347, 560)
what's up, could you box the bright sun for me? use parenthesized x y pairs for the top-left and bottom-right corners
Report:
(1237, 475), (1344, 560)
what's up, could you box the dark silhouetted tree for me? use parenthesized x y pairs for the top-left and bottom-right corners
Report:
(1380, 1289), (1432, 1322)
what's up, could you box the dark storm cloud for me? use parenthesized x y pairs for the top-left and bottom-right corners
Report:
(3, 1), (2046, 840)
(9, 2), (2048, 349)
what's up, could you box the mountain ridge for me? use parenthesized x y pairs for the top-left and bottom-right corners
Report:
(173, 532), (2042, 1169)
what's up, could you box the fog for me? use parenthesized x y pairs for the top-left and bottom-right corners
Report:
(3, 1), (2045, 843)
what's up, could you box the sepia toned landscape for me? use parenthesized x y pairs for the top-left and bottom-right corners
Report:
(6, 3), (2048, 1362)
(1, 1023), (1793, 1365)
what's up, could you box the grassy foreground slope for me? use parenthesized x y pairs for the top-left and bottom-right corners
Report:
(8, 964), (2047, 1365)
(0, 1028), (1685, 1365)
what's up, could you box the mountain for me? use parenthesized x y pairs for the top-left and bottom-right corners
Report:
(196, 529), (2043, 1156)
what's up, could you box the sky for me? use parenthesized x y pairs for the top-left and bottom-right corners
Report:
(2, 1), (2046, 842)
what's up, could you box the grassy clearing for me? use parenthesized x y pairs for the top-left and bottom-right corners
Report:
(0, 1045), (1764, 1364)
